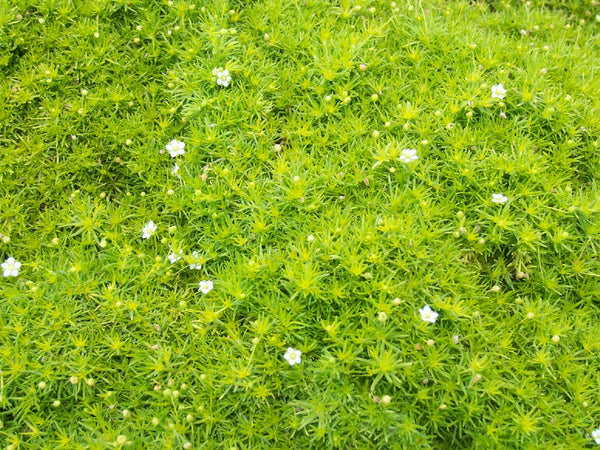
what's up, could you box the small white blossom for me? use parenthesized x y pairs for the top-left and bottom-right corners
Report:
(168, 250), (183, 264)
(213, 67), (231, 87)
(398, 148), (418, 163)
(198, 280), (213, 294)
(284, 347), (302, 366)
(189, 250), (202, 270)
(172, 163), (179, 175)
(166, 139), (185, 157)
(491, 83), (507, 99)
(419, 305), (439, 323)
(142, 220), (157, 239)
(592, 428), (600, 445)
(2, 257), (21, 277)
(491, 193), (508, 204)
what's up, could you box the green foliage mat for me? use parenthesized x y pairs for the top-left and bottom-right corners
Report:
(1, 0), (599, 447)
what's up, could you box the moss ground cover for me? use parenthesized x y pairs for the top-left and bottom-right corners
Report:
(1, 0), (600, 447)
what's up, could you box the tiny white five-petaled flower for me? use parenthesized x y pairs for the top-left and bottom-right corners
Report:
(213, 67), (231, 87)
(491, 83), (507, 99)
(492, 193), (508, 204)
(592, 428), (600, 445)
(189, 250), (202, 270)
(419, 305), (439, 323)
(399, 148), (418, 163)
(166, 139), (185, 157)
(142, 220), (157, 239)
(198, 280), (213, 294)
(2, 257), (21, 277)
(284, 347), (302, 366)
(168, 250), (183, 264)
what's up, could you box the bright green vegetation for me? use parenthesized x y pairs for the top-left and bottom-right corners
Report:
(1, 0), (600, 448)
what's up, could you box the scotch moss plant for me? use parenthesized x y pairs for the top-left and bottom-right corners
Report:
(1, 0), (600, 447)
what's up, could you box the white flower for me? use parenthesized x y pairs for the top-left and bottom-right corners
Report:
(142, 220), (157, 239)
(284, 347), (302, 366)
(213, 67), (231, 87)
(593, 428), (600, 445)
(199, 280), (213, 294)
(166, 139), (185, 157)
(172, 163), (179, 175)
(2, 257), (21, 277)
(491, 193), (508, 204)
(491, 83), (507, 99)
(189, 250), (202, 270)
(168, 250), (183, 264)
(419, 305), (439, 323)
(398, 148), (418, 163)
